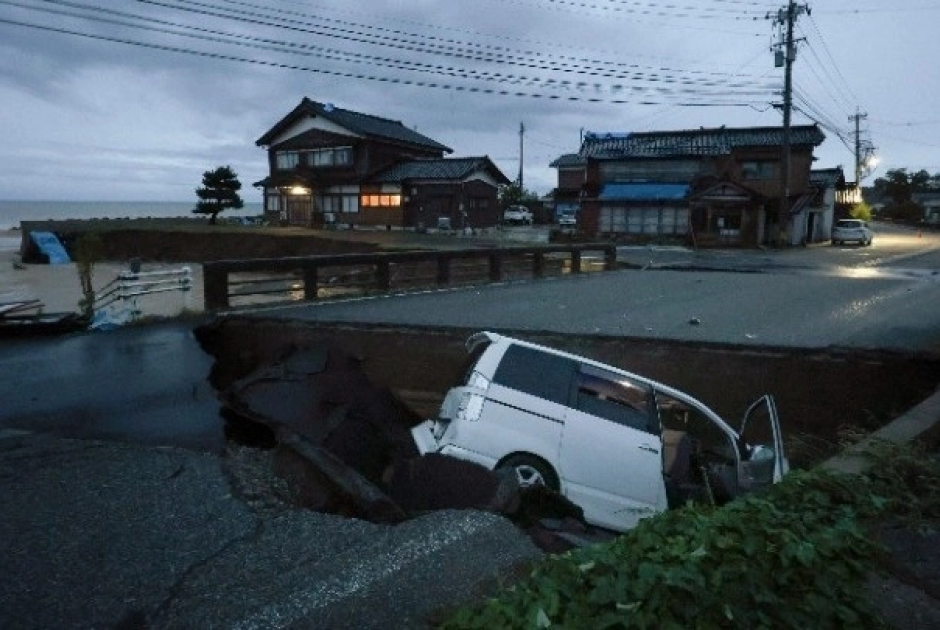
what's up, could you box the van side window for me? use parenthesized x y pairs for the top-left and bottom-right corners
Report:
(492, 345), (575, 405)
(576, 365), (653, 433)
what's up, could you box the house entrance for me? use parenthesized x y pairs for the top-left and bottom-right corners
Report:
(287, 195), (312, 226)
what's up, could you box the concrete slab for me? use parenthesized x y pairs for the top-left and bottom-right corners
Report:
(823, 386), (940, 475)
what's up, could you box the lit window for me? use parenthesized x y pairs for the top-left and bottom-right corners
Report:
(360, 194), (401, 208)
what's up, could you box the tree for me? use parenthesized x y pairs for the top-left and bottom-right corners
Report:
(873, 168), (932, 220)
(498, 182), (539, 208)
(194, 165), (244, 225)
(849, 201), (872, 222)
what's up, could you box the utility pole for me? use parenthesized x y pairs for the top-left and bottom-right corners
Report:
(517, 122), (525, 189)
(771, 1), (808, 245)
(848, 109), (868, 185)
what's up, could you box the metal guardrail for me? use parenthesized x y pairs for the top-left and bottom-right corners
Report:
(202, 243), (618, 311)
(94, 267), (193, 324)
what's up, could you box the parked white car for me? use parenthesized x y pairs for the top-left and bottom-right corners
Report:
(503, 206), (533, 225)
(412, 332), (788, 532)
(831, 219), (874, 246)
(557, 211), (577, 227)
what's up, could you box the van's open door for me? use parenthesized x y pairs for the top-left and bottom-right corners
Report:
(736, 395), (788, 491)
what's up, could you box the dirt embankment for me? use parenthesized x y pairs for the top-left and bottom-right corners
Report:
(196, 318), (940, 468)
(20, 222), (381, 263)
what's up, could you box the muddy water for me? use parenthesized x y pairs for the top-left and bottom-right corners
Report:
(196, 318), (940, 466)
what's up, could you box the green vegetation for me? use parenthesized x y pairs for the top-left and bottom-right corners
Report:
(871, 168), (940, 221)
(73, 231), (104, 319)
(193, 165), (245, 225)
(499, 182), (540, 209)
(441, 439), (940, 629)
(850, 200), (873, 222)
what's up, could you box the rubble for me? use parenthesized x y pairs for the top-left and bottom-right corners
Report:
(197, 325), (592, 551)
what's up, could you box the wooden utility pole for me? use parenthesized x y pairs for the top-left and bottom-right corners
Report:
(849, 109), (868, 185)
(772, 1), (808, 245)
(517, 122), (525, 188)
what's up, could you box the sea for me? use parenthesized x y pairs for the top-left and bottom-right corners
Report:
(0, 200), (264, 231)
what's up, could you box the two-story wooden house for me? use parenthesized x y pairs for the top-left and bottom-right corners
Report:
(255, 98), (509, 230)
(550, 125), (826, 247)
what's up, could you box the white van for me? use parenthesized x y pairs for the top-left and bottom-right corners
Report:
(411, 332), (788, 532)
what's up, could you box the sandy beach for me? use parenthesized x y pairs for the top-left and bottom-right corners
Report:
(1, 229), (204, 318)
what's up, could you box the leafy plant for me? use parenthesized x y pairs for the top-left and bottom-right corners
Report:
(849, 200), (873, 222)
(73, 231), (104, 319)
(439, 447), (940, 629)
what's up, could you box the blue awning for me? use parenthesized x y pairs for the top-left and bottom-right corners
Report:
(598, 183), (690, 201)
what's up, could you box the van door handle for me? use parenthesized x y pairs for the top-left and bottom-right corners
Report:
(638, 444), (659, 454)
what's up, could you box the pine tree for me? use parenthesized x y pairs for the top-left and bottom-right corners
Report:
(194, 165), (244, 225)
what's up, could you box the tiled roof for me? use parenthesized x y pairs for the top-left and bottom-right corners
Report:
(549, 153), (587, 168)
(580, 125), (825, 159)
(257, 98), (452, 153)
(370, 157), (510, 184)
(810, 167), (846, 187)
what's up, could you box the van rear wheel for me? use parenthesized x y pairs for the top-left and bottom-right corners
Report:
(499, 455), (560, 491)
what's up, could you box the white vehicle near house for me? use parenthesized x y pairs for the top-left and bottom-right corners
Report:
(411, 332), (788, 533)
(502, 205), (533, 225)
(557, 210), (577, 227)
(831, 219), (874, 246)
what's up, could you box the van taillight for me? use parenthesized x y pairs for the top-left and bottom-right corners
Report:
(457, 391), (485, 422)
(466, 371), (490, 390)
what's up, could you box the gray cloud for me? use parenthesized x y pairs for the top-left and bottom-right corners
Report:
(1, 0), (938, 201)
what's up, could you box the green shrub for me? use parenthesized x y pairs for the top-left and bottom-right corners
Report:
(440, 444), (940, 629)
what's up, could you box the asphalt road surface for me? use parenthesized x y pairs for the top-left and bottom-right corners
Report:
(249, 223), (940, 353)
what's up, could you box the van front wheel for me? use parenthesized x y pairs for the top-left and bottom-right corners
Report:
(498, 455), (560, 492)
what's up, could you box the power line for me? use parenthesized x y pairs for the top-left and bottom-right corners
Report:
(155, 0), (771, 83)
(0, 14), (769, 107)
(5, 1), (778, 105)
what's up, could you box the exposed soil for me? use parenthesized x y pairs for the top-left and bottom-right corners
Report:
(22, 223), (382, 263)
(195, 317), (940, 469)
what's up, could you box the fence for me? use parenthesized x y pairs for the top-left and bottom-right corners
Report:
(202, 243), (618, 311)
(93, 267), (193, 327)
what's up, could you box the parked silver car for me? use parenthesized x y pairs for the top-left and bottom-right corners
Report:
(831, 219), (873, 246)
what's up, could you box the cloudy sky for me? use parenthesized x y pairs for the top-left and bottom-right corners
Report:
(1, 0), (938, 203)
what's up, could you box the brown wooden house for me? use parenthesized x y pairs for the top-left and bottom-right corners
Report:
(550, 125), (826, 247)
(255, 98), (509, 229)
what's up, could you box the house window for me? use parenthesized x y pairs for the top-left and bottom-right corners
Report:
(468, 198), (488, 211)
(741, 160), (777, 180)
(360, 194), (401, 208)
(598, 206), (689, 235)
(334, 147), (352, 166)
(310, 147), (353, 167)
(710, 212), (741, 234)
(322, 195), (359, 214)
(266, 196), (280, 212)
(276, 151), (300, 170)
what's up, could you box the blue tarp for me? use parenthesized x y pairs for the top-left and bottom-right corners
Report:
(29, 231), (71, 264)
(598, 183), (690, 201)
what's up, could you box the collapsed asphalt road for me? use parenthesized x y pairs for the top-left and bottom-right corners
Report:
(3, 317), (940, 627)
(197, 327), (598, 553)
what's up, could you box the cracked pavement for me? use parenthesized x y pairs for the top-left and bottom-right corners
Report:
(0, 432), (541, 628)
